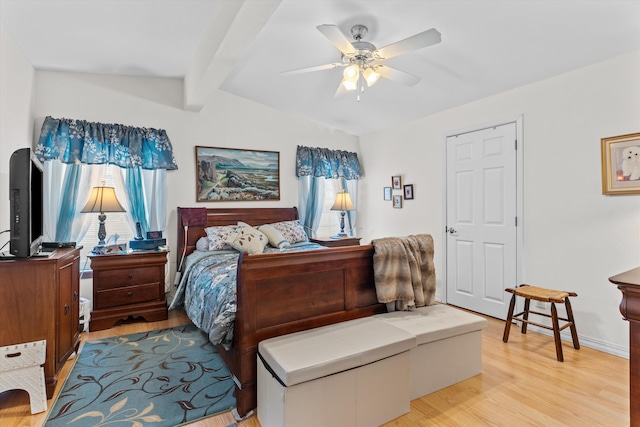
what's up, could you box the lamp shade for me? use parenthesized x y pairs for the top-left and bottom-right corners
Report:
(81, 186), (126, 213)
(363, 68), (380, 87)
(331, 191), (355, 211)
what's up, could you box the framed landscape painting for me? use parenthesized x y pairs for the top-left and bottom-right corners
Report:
(195, 146), (280, 202)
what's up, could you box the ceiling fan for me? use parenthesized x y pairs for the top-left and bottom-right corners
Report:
(281, 24), (441, 100)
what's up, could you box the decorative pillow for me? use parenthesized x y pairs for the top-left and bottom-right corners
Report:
(225, 225), (268, 254)
(268, 220), (308, 244)
(195, 236), (209, 252)
(204, 225), (238, 251)
(256, 224), (290, 249)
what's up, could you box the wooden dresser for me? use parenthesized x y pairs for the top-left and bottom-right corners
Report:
(609, 267), (640, 426)
(0, 248), (81, 398)
(89, 250), (168, 331)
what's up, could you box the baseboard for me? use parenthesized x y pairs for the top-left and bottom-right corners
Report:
(528, 325), (629, 359)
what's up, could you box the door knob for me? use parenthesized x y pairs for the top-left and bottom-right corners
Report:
(448, 227), (457, 234)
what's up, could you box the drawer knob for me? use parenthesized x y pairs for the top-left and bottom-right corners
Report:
(127, 292), (133, 297)
(128, 274), (133, 279)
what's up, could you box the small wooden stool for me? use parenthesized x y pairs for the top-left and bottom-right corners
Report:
(502, 284), (579, 362)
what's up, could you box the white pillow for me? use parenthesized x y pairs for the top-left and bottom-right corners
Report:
(195, 236), (209, 251)
(256, 224), (290, 249)
(225, 225), (268, 254)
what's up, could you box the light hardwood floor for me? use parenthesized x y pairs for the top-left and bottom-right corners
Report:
(1, 307), (629, 427)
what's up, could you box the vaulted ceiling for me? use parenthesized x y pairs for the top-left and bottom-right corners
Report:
(2, 0), (639, 136)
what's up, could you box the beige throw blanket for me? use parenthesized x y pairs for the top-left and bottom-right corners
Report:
(372, 234), (436, 311)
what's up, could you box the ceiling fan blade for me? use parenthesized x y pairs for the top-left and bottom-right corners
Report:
(317, 24), (355, 55)
(334, 80), (348, 97)
(376, 28), (441, 59)
(281, 62), (343, 76)
(377, 66), (421, 86)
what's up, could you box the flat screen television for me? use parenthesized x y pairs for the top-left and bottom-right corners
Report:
(9, 147), (44, 258)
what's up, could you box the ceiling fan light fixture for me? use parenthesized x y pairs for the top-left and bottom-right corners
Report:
(343, 65), (359, 81)
(342, 78), (358, 91)
(363, 67), (380, 87)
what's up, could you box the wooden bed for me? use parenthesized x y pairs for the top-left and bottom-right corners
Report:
(176, 207), (385, 417)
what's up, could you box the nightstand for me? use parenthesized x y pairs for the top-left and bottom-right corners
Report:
(89, 250), (168, 331)
(310, 236), (362, 248)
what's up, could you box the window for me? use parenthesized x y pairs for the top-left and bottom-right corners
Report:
(315, 181), (345, 238)
(78, 165), (134, 271)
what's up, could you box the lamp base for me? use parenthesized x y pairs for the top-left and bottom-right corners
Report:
(330, 232), (349, 240)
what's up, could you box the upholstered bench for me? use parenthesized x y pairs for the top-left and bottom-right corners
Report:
(257, 317), (416, 427)
(375, 304), (488, 399)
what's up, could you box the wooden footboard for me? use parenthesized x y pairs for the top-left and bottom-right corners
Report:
(176, 207), (384, 417)
(219, 245), (385, 416)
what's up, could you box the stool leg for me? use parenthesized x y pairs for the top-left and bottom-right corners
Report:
(503, 294), (517, 343)
(551, 302), (564, 362)
(564, 297), (580, 350)
(521, 298), (531, 334)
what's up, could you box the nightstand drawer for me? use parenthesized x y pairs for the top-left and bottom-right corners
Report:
(95, 283), (161, 309)
(96, 266), (162, 290)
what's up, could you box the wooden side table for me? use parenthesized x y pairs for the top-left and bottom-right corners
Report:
(609, 266), (640, 426)
(310, 236), (362, 248)
(89, 250), (168, 331)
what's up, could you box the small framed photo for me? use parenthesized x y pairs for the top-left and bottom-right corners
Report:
(383, 187), (392, 201)
(601, 132), (640, 195)
(392, 176), (402, 189)
(403, 184), (414, 200)
(393, 195), (403, 208)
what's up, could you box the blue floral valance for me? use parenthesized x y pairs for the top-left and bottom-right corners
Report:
(35, 116), (178, 170)
(295, 145), (362, 179)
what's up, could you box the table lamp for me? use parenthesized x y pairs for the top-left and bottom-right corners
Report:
(81, 185), (126, 246)
(330, 190), (355, 239)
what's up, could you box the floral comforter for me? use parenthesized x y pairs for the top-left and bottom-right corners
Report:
(169, 242), (325, 350)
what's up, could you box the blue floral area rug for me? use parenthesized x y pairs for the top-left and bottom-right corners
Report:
(44, 324), (235, 426)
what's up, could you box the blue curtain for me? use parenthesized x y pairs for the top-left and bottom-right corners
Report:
(35, 116), (177, 244)
(298, 176), (325, 238)
(54, 163), (82, 242)
(125, 167), (150, 234)
(296, 146), (362, 179)
(35, 116), (178, 170)
(296, 146), (361, 237)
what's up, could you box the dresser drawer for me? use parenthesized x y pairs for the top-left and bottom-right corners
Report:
(95, 266), (162, 290)
(95, 283), (161, 309)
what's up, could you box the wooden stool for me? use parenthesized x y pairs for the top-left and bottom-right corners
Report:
(502, 284), (579, 362)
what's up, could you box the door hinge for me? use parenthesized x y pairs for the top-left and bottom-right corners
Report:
(515, 139), (517, 150)
(515, 216), (518, 226)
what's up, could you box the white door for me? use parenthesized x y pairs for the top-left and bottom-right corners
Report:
(445, 123), (518, 319)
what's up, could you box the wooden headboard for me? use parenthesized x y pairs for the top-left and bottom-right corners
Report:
(176, 207), (299, 269)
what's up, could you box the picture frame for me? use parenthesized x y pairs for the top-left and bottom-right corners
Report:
(195, 146), (280, 202)
(601, 132), (640, 195)
(403, 184), (414, 200)
(393, 195), (403, 208)
(392, 175), (402, 189)
(383, 187), (392, 201)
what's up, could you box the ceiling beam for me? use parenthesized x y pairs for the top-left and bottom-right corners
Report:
(183, 0), (281, 111)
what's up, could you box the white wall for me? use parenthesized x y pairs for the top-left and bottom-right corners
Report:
(34, 70), (359, 299)
(0, 20), (35, 238)
(358, 51), (640, 355)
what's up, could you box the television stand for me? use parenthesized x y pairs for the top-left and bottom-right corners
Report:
(0, 248), (81, 398)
